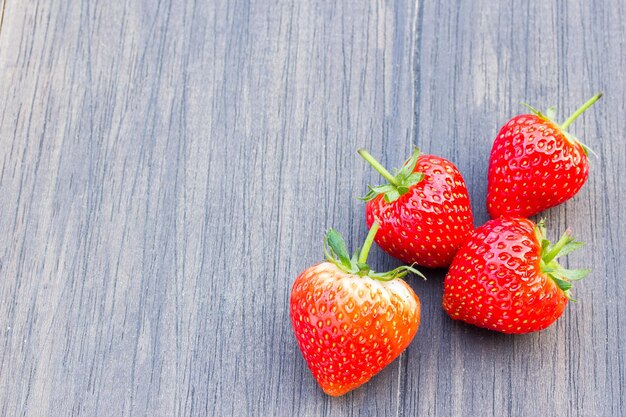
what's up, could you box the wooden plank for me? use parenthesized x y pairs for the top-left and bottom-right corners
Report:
(0, 0), (419, 416)
(405, 1), (626, 417)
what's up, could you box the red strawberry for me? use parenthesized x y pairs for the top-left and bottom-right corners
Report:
(487, 93), (602, 218)
(290, 223), (422, 396)
(358, 148), (474, 268)
(442, 217), (589, 334)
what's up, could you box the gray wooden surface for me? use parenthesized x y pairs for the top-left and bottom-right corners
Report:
(0, 0), (624, 416)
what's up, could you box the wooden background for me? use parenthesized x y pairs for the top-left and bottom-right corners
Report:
(1, 0), (624, 416)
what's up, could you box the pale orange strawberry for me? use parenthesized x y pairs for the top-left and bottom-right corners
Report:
(290, 224), (422, 395)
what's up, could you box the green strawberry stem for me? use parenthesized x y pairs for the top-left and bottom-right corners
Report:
(542, 229), (572, 264)
(561, 92), (603, 130)
(323, 223), (425, 281)
(358, 148), (424, 203)
(358, 221), (380, 264)
(357, 149), (398, 186)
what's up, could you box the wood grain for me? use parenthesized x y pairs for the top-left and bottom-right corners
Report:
(0, 0), (624, 416)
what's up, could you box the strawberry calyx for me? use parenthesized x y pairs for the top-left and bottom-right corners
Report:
(521, 92), (603, 156)
(323, 221), (425, 281)
(358, 148), (424, 203)
(534, 220), (590, 301)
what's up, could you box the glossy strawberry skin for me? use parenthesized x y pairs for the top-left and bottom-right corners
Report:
(366, 155), (474, 268)
(442, 217), (568, 334)
(290, 262), (420, 396)
(487, 114), (589, 218)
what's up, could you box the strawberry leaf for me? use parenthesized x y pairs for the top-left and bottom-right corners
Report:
(350, 248), (360, 265)
(322, 225), (425, 282)
(384, 189), (401, 203)
(520, 102), (543, 116)
(558, 241), (585, 258)
(539, 223), (589, 300)
(550, 274), (573, 292)
(325, 229), (352, 269)
(557, 268), (591, 281)
(356, 263), (370, 274)
(406, 172), (425, 184)
(397, 148), (421, 177)
(359, 147), (424, 203)
(550, 274), (576, 301)
(369, 264), (426, 281)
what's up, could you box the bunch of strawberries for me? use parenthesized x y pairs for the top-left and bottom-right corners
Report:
(289, 93), (602, 396)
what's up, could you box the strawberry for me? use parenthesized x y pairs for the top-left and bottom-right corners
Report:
(487, 93), (602, 218)
(358, 148), (474, 268)
(290, 222), (423, 396)
(442, 217), (589, 334)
